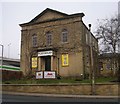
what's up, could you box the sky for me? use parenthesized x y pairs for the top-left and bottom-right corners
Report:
(0, 0), (119, 59)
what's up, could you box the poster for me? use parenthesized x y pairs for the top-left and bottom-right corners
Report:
(36, 71), (43, 79)
(32, 57), (37, 68)
(62, 54), (69, 66)
(44, 71), (56, 79)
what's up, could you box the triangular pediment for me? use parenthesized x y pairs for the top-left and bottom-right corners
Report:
(29, 8), (68, 23)
(20, 8), (85, 27)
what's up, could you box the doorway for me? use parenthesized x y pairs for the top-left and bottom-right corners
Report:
(45, 56), (51, 71)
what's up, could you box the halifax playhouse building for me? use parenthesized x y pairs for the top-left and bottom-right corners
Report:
(20, 8), (99, 79)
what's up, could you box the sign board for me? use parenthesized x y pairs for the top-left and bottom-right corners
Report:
(44, 71), (56, 79)
(38, 51), (53, 56)
(36, 71), (43, 79)
(32, 57), (37, 68)
(62, 54), (69, 66)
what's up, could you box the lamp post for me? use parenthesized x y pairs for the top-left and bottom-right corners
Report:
(0, 44), (4, 70)
(89, 24), (95, 95)
(8, 43), (11, 58)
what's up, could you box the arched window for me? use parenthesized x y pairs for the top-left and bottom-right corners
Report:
(62, 29), (68, 43)
(46, 31), (52, 45)
(32, 34), (37, 47)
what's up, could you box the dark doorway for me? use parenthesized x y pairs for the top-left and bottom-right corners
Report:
(45, 56), (51, 71)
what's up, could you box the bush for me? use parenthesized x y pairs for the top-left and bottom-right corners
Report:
(56, 74), (61, 79)
(84, 73), (89, 79)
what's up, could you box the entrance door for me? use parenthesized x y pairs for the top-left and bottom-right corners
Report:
(45, 56), (51, 71)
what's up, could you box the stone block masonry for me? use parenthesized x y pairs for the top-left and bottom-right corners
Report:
(2, 83), (118, 96)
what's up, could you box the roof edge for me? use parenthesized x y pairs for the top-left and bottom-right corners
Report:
(29, 8), (69, 24)
(19, 8), (85, 27)
(19, 13), (84, 27)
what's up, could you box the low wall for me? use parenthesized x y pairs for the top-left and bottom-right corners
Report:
(2, 83), (119, 96)
(1, 70), (23, 81)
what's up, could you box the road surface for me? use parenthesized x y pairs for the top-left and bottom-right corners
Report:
(2, 94), (119, 103)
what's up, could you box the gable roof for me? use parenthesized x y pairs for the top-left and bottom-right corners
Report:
(30, 8), (68, 23)
(20, 8), (84, 27)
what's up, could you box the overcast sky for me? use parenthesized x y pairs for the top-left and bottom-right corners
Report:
(0, 0), (119, 59)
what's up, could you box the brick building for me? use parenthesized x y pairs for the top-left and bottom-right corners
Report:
(20, 8), (98, 78)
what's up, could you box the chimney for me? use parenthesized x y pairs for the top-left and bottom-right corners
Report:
(88, 24), (91, 32)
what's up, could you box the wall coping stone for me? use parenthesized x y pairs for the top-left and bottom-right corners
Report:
(1, 83), (119, 86)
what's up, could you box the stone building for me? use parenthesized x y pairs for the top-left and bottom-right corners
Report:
(20, 8), (98, 78)
(98, 53), (120, 77)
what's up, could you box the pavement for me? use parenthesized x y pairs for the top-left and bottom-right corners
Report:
(2, 91), (119, 99)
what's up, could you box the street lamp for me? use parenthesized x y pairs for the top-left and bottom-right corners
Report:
(8, 43), (11, 58)
(89, 24), (95, 95)
(0, 44), (4, 70)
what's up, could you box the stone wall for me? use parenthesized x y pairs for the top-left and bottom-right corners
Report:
(2, 83), (118, 96)
(20, 16), (83, 76)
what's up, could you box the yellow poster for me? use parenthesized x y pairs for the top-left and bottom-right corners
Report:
(32, 57), (37, 68)
(62, 54), (69, 66)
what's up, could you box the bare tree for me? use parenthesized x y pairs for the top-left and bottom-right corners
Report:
(95, 14), (120, 75)
(95, 15), (120, 53)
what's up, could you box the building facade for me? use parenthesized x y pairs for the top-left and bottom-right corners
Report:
(98, 53), (120, 77)
(20, 8), (98, 78)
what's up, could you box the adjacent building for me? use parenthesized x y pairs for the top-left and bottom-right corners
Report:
(0, 57), (20, 71)
(20, 8), (98, 78)
(98, 53), (120, 77)
(0, 57), (21, 81)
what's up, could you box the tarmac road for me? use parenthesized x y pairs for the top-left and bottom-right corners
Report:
(1, 92), (119, 103)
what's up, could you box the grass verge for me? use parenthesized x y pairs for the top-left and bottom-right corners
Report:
(2, 77), (118, 84)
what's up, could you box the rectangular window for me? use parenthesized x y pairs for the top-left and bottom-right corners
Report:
(89, 33), (92, 44)
(62, 29), (68, 43)
(106, 60), (112, 70)
(62, 33), (67, 42)
(32, 35), (37, 47)
(46, 32), (52, 45)
(62, 54), (69, 66)
(86, 33), (88, 44)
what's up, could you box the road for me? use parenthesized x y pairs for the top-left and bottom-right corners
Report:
(2, 94), (119, 103)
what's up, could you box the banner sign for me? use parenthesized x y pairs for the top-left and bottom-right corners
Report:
(44, 71), (56, 79)
(36, 71), (43, 79)
(38, 51), (53, 56)
(32, 57), (37, 68)
(62, 54), (69, 66)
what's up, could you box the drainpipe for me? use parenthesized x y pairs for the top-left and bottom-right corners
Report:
(57, 58), (61, 79)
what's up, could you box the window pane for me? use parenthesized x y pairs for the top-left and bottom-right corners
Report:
(46, 32), (52, 45)
(62, 29), (68, 42)
(32, 34), (37, 47)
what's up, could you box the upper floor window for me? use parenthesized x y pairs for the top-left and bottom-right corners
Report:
(86, 33), (89, 44)
(89, 33), (92, 44)
(32, 34), (37, 47)
(61, 29), (68, 43)
(46, 31), (52, 45)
